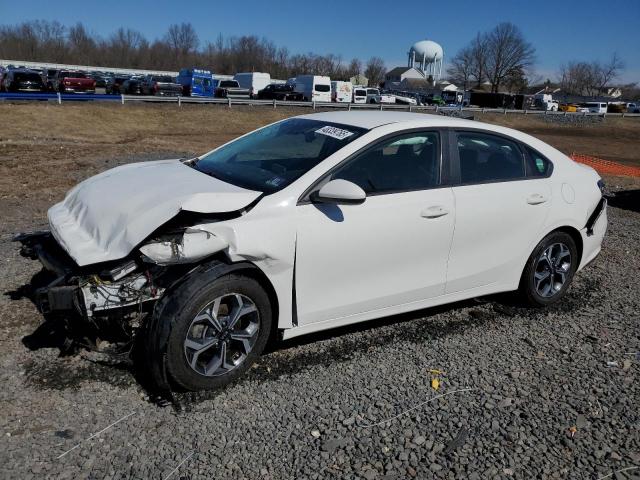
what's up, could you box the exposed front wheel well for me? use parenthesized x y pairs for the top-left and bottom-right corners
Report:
(228, 264), (280, 345)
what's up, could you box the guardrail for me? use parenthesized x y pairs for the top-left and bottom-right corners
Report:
(2, 92), (640, 118)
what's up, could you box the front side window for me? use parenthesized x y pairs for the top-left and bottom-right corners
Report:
(457, 132), (525, 184)
(194, 119), (366, 193)
(331, 132), (440, 194)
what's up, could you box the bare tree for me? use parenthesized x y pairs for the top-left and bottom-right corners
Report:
(447, 45), (474, 90)
(483, 22), (535, 93)
(364, 56), (386, 86)
(346, 58), (362, 78)
(559, 54), (625, 96)
(68, 23), (96, 64)
(469, 33), (488, 87)
(596, 52), (624, 92)
(164, 23), (199, 65)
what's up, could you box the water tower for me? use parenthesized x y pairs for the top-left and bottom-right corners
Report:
(408, 40), (444, 81)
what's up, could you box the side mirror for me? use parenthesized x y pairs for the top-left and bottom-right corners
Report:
(310, 179), (366, 205)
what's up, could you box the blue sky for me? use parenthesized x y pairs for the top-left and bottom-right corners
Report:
(1, 0), (639, 82)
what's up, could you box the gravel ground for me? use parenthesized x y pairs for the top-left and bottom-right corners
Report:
(0, 118), (638, 478)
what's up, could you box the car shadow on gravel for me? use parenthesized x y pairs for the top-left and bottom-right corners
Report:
(9, 265), (601, 409)
(607, 189), (640, 213)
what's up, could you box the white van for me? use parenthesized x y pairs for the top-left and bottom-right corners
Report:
(585, 102), (608, 114)
(294, 75), (331, 102)
(234, 72), (271, 98)
(353, 87), (367, 104)
(331, 81), (353, 103)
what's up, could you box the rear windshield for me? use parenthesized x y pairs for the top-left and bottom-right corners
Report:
(153, 76), (175, 83)
(15, 72), (41, 82)
(315, 84), (330, 92)
(355, 89), (367, 96)
(219, 80), (239, 88)
(194, 118), (366, 194)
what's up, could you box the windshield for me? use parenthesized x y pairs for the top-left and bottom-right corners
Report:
(194, 119), (366, 193)
(15, 72), (41, 82)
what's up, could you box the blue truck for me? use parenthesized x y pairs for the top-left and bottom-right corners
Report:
(177, 68), (215, 97)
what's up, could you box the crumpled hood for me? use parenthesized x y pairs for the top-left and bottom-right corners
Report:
(48, 159), (261, 266)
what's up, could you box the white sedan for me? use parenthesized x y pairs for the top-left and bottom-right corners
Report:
(16, 112), (607, 391)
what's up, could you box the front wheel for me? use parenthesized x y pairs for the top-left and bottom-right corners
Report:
(153, 272), (272, 391)
(519, 232), (578, 306)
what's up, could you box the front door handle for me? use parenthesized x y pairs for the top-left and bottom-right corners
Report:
(526, 193), (548, 205)
(421, 205), (450, 218)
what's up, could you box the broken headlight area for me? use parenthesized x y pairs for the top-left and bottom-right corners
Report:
(139, 228), (228, 265)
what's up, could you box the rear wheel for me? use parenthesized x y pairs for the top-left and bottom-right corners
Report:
(156, 272), (272, 391)
(519, 232), (578, 306)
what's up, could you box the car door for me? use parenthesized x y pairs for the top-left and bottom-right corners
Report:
(295, 130), (456, 326)
(445, 130), (553, 294)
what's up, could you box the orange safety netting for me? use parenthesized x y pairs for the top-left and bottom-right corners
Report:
(570, 153), (640, 178)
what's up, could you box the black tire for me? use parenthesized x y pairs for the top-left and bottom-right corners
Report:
(152, 271), (272, 391)
(519, 231), (578, 307)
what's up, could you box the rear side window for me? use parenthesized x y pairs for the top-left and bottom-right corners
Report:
(457, 132), (525, 184)
(524, 146), (553, 177)
(331, 132), (440, 194)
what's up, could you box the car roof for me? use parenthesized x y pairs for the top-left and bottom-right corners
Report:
(296, 111), (480, 130)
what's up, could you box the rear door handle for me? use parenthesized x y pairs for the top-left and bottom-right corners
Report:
(526, 193), (548, 205)
(421, 205), (450, 218)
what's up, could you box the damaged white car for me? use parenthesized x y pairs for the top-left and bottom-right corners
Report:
(15, 112), (607, 391)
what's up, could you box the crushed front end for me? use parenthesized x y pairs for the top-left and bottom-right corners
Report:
(13, 231), (177, 349)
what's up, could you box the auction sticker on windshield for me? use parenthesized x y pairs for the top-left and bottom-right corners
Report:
(315, 126), (354, 140)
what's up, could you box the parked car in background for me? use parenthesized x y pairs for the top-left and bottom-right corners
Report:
(105, 76), (130, 95)
(365, 88), (395, 104)
(121, 76), (144, 95)
(533, 94), (558, 111)
(331, 81), (353, 103)
(625, 103), (640, 113)
(41, 68), (59, 91)
(88, 73), (108, 89)
(2, 69), (47, 93)
(0, 67), (6, 92)
(256, 83), (303, 101)
(54, 70), (96, 94)
(141, 75), (182, 97)
(584, 102), (607, 114)
(294, 75), (331, 102)
(393, 93), (418, 105)
(353, 87), (367, 104)
(177, 68), (215, 97)
(234, 72), (271, 98)
(214, 79), (250, 99)
(15, 111), (607, 391)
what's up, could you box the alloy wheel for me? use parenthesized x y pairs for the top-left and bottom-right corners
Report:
(183, 293), (260, 377)
(534, 243), (572, 298)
